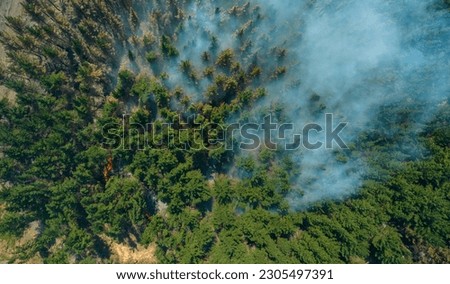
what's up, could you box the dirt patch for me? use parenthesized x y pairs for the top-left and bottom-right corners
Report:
(17, 221), (41, 246)
(0, 0), (23, 61)
(103, 235), (157, 264)
(0, 219), (42, 264)
(0, 0), (23, 102)
(0, 238), (13, 263)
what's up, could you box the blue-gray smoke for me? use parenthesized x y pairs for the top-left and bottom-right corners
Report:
(255, 0), (450, 208)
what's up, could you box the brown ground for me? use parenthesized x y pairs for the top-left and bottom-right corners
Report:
(0, 0), (23, 102)
(0, 213), (42, 264)
(103, 235), (158, 264)
(0, 0), (23, 62)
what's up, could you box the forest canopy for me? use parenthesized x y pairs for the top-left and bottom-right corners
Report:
(0, 0), (449, 264)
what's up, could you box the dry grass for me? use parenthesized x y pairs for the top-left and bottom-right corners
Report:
(0, 0), (23, 61)
(103, 235), (157, 264)
(0, 218), (42, 264)
(0, 0), (23, 102)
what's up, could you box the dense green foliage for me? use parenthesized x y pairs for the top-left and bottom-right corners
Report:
(0, 0), (449, 264)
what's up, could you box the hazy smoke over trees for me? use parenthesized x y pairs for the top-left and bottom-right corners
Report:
(258, 0), (450, 207)
(278, 0), (447, 207)
(116, 0), (449, 209)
